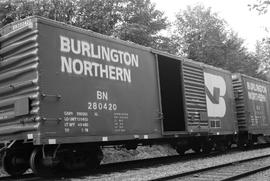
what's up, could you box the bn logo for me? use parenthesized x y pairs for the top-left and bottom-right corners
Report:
(204, 73), (226, 117)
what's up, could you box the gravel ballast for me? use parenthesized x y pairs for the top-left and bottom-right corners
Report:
(70, 147), (270, 181)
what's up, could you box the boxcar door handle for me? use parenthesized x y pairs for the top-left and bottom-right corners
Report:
(41, 94), (61, 100)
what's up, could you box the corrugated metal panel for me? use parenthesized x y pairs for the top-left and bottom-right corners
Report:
(183, 62), (208, 129)
(0, 26), (39, 135)
(232, 74), (247, 131)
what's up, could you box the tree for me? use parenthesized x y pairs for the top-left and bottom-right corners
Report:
(151, 35), (181, 55)
(75, 0), (123, 35)
(248, 1), (270, 79)
(173, 5), (260, 77)
(0, 0), (78, 26)
(174, 5), (227, 63)
(249, 0), (270, 14)
(255, 39), (270, 76)
(114, 0), (169, 47)
(0, 0), (170, 49)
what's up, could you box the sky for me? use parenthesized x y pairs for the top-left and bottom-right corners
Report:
(151, 0), (270, 51)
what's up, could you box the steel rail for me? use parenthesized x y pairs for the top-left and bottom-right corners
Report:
(151, 154), (270, 181)
(1, 144), (270, 181)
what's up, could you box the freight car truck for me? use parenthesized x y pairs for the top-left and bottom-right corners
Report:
(0, 16), (238, 177)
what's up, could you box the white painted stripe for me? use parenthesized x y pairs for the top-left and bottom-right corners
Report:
(27, 134), (33, 139)
(143, 135), (149, 139)
(102, 137), (108, 141)
(48, 139), (56, 144)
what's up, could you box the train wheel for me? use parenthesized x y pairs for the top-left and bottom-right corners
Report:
(30, 148), (54, 177)
(2, 151), (29, 177)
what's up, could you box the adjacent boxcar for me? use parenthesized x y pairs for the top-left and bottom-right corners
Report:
(233, 73), (270, 144)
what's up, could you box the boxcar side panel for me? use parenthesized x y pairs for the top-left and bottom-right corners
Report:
(182, 60), (208, 133)
(242, 75), (270, 135)
(182, 60), (237, 135)
(37, 19), (161, 144)
(203, 67), (237, 134)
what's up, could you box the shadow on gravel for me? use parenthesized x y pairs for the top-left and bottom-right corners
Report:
(51, 152), (214, 180)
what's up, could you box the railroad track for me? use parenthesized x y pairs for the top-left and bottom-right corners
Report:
(0, 174), (40, 181)
(1, 145), (270, 181)
(0, 152), (208, 181)
(151, 154), (270, 181)
(0, 151), (230, 181)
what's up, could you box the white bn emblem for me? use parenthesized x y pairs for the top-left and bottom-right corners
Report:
(204, 73), (226, 117)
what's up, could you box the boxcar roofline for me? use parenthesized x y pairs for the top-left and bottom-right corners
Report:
(1, 16), (152, 53)
(1, 16), (235, 77)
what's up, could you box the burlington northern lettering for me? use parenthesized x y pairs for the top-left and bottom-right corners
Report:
(59, 35), (140, 83)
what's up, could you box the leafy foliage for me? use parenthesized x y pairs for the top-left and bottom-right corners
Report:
(173, 5), (260, 77)
(256, 39), (270, 74)
(249, 0), (270, 14)
(75, 0), (123, 35)
(0, 0), (169, 49)
(114, 0), (169, 47)
(0, 0), (78, 24)
(248, 1), (270, 79)
(175, 6), (227, 58)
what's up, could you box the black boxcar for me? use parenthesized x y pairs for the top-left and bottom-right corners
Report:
(0, 16), (239, 176)
(0, 17), (162, 145)
(0, 16), (164, 176)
